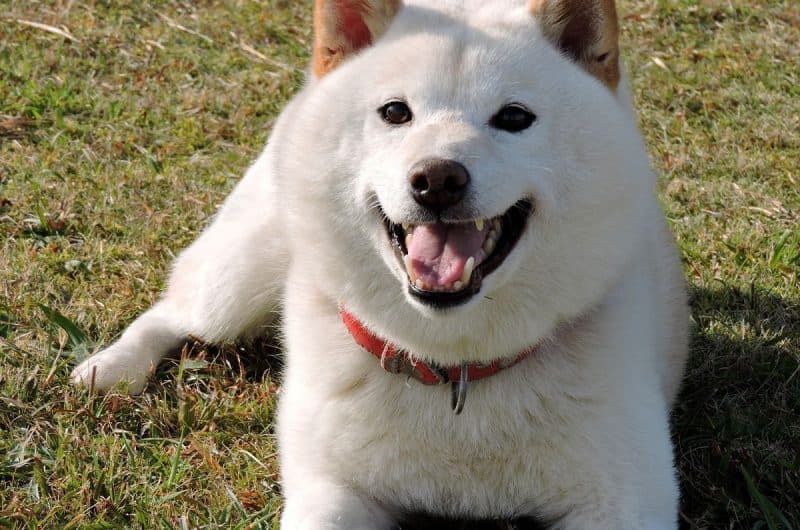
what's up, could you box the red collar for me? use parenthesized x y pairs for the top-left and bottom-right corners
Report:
(340, 308), (537, 387)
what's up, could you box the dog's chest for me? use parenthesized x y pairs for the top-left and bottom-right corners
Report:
(280, 296), (607, 517)
(316, 361), (591, 516)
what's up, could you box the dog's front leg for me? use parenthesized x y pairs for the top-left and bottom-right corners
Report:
(280, 482), (394, 530)
(553, 464), (679, 529)
(71, 146), (288, 393)
(279, 418), (395, 530)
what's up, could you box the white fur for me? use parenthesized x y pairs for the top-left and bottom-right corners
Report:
(72, 1), (688, 527)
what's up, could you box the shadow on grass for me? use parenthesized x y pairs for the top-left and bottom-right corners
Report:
(153, 329), (285, 390)
(675, 283), (799, 529)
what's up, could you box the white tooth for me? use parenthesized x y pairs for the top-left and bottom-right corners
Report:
(461, 256), (475, 284)
(475, 218), (484, 231)
(493, 218), (501, 231)
(404, 255), (414, 279)
(488, 229), (496, 240)
(453, 281), (464, 291)
(402, 223), (410, 231)
(415, 279), (425, 290)
(483, 237), (495, 254)
(405, 233), (413, 248)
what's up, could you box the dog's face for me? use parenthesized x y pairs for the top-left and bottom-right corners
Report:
(281, 0), (654, 359)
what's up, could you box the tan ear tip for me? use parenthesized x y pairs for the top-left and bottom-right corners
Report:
(311, 0), (402, 78)
(528, 0), (545, 11)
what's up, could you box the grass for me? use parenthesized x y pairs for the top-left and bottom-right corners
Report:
(0, 0), (798, 528)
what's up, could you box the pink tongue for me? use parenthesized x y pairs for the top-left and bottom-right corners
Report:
(408, 223), (487, 287)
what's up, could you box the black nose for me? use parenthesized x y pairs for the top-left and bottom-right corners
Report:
(407, 158), (470, 212)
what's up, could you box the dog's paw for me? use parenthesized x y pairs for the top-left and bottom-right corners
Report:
(71, 344), (155, 394)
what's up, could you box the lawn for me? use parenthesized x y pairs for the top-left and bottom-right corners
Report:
(1, 0), (798, 528)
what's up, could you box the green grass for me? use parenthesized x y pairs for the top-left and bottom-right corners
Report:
(1, 0), (798, 528)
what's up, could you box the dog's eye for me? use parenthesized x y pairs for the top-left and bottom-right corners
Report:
(490, 104), (536, 133)
(380, 101), (413, 125)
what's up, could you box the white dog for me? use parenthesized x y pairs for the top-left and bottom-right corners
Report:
(72, 0), (689, 527)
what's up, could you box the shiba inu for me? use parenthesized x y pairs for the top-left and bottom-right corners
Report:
(72, 0), (689, 527)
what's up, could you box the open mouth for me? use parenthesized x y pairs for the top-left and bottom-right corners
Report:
(384, 200), (533, 308)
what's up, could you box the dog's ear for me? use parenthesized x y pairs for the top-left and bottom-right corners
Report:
(313, 0), (402, 78)
(529, 0), (620, 90)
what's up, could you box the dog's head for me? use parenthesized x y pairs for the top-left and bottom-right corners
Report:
(280, 0), (655, 361)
